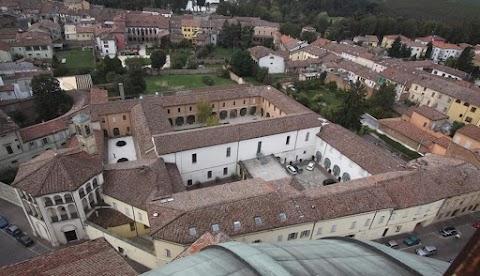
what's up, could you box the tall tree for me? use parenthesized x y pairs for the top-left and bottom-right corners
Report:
(388, 36), (402, 58)
(333, 82), (367, 131)
(229, 49), (254, 77)
(150, 50), (167, 70)
(122, 58), (146, 97)
(300, 31), (317, 43)
(196, 99), (212, 124)
(369, 83), (396, 109)
(31, 74), (73, 122)
(424, 42), (433, 59)
(456, 46), (475, 73)
(400, 44), (412, 58)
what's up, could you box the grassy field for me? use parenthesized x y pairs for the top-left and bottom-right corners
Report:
(145, 74), (236, 93)
(208, 47), (236, 59)
(56, 49), (95, 70)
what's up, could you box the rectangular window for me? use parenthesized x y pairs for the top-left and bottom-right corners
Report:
(330, 225), (337, 232)
(5, 145), (13, 154)
(42, 137), (48, 145)
(29, 141), (36, 149)
(167, 109), (170, 114)
(350, 221), (357, 229)
(233, 101), (236, 106)
(226, 147), (231, 157)
(286, 136), (290, 145)
(300, 230), (310, 238)
(287, 232), (297, 240)
(378, 216), (385, 224)
(305, 132), (310, 142)
(395, 226), (402, 232)
(129, 222), (135, 231)
(316, 227), (323, 235)
(178, 108), (181, 113)
(223, 102), (225, 107)
(192, 154), (197, 163)
(223, 167), (228, 175)
(364, 218), (371, 226)
(243, 100), (246, 104)
(471, 107), (477, 113)
(165, 249), (171, 257)
(189, 106), (192, 111)
(101, 118), (106, 123)
(123, 115), (126, 120)
(254, 217), (262, 225)
(112, 116), (116, 122)
(212, 224), (220, 232)
(257, 141), (262, 154)
(207, 171), (212, 179)
(187, 179), (193, 186)
(118, 247), (124, 254)
(211, 104), (215, 108)
(233, 221), (241, 229)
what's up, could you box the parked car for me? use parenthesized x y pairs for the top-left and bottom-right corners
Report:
(292, 165), (303, 174)
(306, 161), (315, 171)
(285, 165), (297, 175)
(15, 234), (34, 247)
(440, 227), (458, 237)
(0, 215), (8, 228)
(322, 178), (337, 185)
(403, 235), (421, 246)
(416, 246), (437, 257)
(472, 221), (480, 229)
(5, 225), (21, 236)
(385, 240), (399, 248)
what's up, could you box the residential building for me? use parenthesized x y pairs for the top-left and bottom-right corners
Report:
(10, 32), (54, 59)
(252, 21), (279, 44)
(95, 31), (118, 57)
(415, 35), (446, 46)
(116, 12), (170, 44)
(277, 34), (308, 52)
(380, 35), (412, 48)
(431, 41), (463, 63)
(353, 35), (379, 47)
(248, 46), (285, 74)
(64, 0), (90, 11)
(27, 20), (62, 42)
(181, 19), (201, 42)
(453, 125), (480, 150)
(403, 40), (427, 58)
(0, 41), (12, 62)
(64, 24), (95, 41)
(423, 63), (469, 80)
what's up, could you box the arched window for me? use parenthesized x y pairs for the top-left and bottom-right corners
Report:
(316, 151), (323, 162)
(342, 173), (351, 182)
(249, 106), (257, 115)
(230, 109), (237, 118)
(324, 158), (331, 169)
(240, 108), (247, 116)
(175, 117), (184, 126)
(219, 111), (227, 120)
(85, 124), (91, 135)
(186, 115), (195, 124)
(333, 165), (341, 177)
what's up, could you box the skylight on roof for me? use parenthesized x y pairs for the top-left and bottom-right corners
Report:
(188, 227), (197, 236)
(254, 217), (262, 225)
(233, 221), (241, 229)
(279, 212), (287, 221)
(212, 224), (220, 232)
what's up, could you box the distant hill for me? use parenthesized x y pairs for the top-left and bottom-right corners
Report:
(374, 0), (480, 23)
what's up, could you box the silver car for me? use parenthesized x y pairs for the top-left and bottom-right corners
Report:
(285, 165), (297, 175)
(416, 246), (437, 256)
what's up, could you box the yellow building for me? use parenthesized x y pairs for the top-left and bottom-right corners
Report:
(447, 99), (480, 126)
(64, 0), (90, 11)
(181, 19), (201, 42)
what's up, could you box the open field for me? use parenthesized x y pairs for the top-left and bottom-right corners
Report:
(55, 49), (95, 70)
(145, 74), (236, 93)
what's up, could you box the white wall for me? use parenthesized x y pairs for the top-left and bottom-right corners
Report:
(259, 54), (285, 74)
(315, 137), (370, 181)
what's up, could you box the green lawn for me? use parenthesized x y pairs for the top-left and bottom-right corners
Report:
(208, 47), (236, 59)
(145, 74), (236, 93)
(56, 49), (95, 70)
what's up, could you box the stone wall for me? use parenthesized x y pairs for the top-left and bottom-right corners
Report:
(0, 182), (21, 206)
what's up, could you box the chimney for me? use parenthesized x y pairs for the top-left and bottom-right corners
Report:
(118, 82), (125, 100)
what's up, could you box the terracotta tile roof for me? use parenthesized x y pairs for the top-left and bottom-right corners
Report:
(456, 125), (480, 142)
(248, 46), (274, 59)
(317, 124), (405, 174)
(322, 42), (370, 57)
(181, 19), (201, 28)
(29, 19), (60, 30)
(378, 118), (437, 147)
(124, 12), (169, 29)
(0, 84), (14, 92)
(12, 148), (103, 196)
(88, 208), (134, 228)
(147, 155), (480, 245)
(103, 159), (184, 210)
(15, 31), (52, 46)
(412, 105), (449, 121)
(311, 38), (331, 47)
(0, 238), (137, 276)
(434, 136), (452, 149)
(379, 68), (417, 86)
(175, 232), (233, 259)
(0, 27), (17, 40)
(433, 41), (462, 50)
(384, 35), (413, 43)
(89, 87), (108, 105)
(428, 63), (469, 79)
(19, 90), (89, 142)
(0, 108), (18, 135)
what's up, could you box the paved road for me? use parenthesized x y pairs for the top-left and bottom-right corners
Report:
(0, 198), (55, 267)
(375, 212), (479, 262)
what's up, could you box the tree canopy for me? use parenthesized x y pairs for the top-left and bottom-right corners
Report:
(456, 47), (475, 73)
(31, 74), (73, 122)
(218, 21), (254, 49)
(332, 83), (368, 131)
(122, 58), (146, 97)
(150, 50), (167, 70)
(230, 49), (255, 77)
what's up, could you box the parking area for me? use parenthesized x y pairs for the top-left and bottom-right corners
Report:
(293, 162), (335, 189)
(375, 212), (479, 262)
(0, 198), (55, 268)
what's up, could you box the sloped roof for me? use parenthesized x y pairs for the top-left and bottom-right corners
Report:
(456, 125), (480, 142)
(0, 108), (18, 135)
(87, 208), (134, 229)
(412, 105), (449, 121)
(378, 118), (437, 148)
(248, 45), (274, 59)
(12, 148), (103, 196)
(0, 238), (137, 276)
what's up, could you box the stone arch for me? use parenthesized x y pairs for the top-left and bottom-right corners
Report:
(78, 187), (85, 198)
(43, 196), (53, 207)
(47, 208), (58, 222)
(58, 206), (68, 220)
(64, 193), (73, 203)
(95, 188), (102, 202)
(230, 109), (237, 118)
(260, 108), (264, 116)
(113, 128), (120, 136)
(316, 151), (323, 163)
(168, 118), (173, 126)
(186, 115), (196, 124)
(219, 111), (227, 120)
(92, 178), (98, 188)
(324, 158), (331, 169)
(333, 165), (341, 177)
(88, 192), (95, 206)
(266, 112), (271, 118)
(342, 173), (351, 182)
(175, 116), (184, 126)
(240, 108), (247, 117)
(249, 106), (257, 115)
(67, 204), (77, 218)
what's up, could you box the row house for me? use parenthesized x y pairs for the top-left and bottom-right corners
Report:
(27, 19), (62, 42)
(64, 25), (95, 41)
(10, 31), (54, 59)
(431, 41), (463, 63)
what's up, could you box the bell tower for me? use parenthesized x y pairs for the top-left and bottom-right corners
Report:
(72, 113), (97, 155)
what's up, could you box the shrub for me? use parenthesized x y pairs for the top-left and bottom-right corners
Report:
(202, 76), (214, 86)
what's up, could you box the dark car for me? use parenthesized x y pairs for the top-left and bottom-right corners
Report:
(404, 235), (421, 246)
(440, 227), (458, 237)
(0, 215), (8, 228)
(15, 234), (34, 247)
(323, 178), (337, 185)
(5, 225), (21, 236)
(292, 165), (303, 174)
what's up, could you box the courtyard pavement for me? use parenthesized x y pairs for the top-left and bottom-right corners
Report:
(107, 136), (137, 164)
